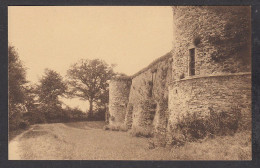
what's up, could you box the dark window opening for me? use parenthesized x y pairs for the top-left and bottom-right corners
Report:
(149, 103), (157, 121)
(189, 48), (195, 76)
(149, 69), (157, 97)
(148, 88), (152, 97)
(148, 81), (153, 97)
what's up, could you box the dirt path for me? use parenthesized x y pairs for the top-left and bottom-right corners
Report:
(8, 121), (173, 160)
(9, 127), (34, 160)
(9, 140), (21, 159)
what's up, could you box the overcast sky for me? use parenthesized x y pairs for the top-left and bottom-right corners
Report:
(8, 6), (173, 111)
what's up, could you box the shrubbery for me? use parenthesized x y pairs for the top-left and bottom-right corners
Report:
(10, 103), (106, 132)
(37, 106), (89, 124)
(91, 108), (106, 121)
(169, 107), (243, 146)
(9, 104), (30, 131)
(10, 104), (90, 130)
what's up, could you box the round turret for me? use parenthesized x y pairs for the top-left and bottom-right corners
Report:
(171, 6), (251, 80)
(108, 76), (132, 125)
(168, 6), (251, 135)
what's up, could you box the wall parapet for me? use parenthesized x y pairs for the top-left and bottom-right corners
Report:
(169, 72), (251, 86)
(111, 76), (132, 81)
(131, 52), (172, 79)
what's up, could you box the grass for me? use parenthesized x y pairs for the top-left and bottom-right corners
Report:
(129, 126), (154, 138)
(9, 121), (251, 160)
(22, 130), (48, 139)
(103, 123), (128, 132)
(12, 122), (153, 160)
(9, 127), (30, 142)
(170, 131), (251, 160)
(64, 121), (106, 129)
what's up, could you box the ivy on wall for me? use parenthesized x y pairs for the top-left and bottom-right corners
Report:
(207, 7), (250, 72)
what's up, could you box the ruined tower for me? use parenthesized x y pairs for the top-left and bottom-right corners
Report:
(108, 76), (131, 125)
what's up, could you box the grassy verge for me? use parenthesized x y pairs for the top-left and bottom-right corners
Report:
(9, 127), (30, 142)
(129, 126), (154, 138)
(170, 131), (251, 160)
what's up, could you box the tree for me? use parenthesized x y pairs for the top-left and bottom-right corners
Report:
(38, 69), (67, 106)
(67, 59), (115, 117)
(24, 84), (38, 112)
(8, 45), (28, 130)
(37, 69), (67, 123)
(8, 45), (27, 107)
(23, 84), (47, 124)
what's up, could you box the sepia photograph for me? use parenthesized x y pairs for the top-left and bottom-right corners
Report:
(8, 6), (252, 160)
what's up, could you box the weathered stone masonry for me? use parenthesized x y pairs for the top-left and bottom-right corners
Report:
(168, 6), (251, 134)
(109, 52), (172, 132)
(168, 73), (251, 131)
(109, 78), (131, 125)
(171, 6), (251, 80)
(108, 6), (251, 140)
(128, 53), (172, 132)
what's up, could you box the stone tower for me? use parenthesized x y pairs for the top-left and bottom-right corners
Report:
(168, 6), (251, 130)
(108, 76), (131, 125)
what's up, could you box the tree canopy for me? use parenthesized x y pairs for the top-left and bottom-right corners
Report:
(8, 45), (27, 106)
(38, 69), (67, 106)
(8, 45), (29, 130)
(67, 59), (115, 117)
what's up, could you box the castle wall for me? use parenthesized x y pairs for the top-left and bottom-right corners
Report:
(171, 6), (251, 81)
(108, 78), (131, 125)
(108, 6), (251, 143)
(168, 73), (251, 131)
(126, 53), (172, 132)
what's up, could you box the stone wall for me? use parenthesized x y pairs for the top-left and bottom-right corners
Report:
(172, 6), (251, 81)
(108, 78), (131, 125)
(168, 73), (251, 130)
(126, 52), (173, 132)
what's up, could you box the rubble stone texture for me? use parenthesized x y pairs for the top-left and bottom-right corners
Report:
(168, 73), (251, 130)
(128, 53), (172, 130)
(171, 6), (251, 80)
(108, 6), (251, 140)
(108, 78), (131, 125)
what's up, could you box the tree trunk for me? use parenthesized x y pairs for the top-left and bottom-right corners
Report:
(89, 99), (93, 118)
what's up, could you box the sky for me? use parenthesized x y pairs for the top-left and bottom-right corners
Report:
(8, 6), (173, 111)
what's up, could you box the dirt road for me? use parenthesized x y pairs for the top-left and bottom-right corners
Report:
(8, 121), (173, 160)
